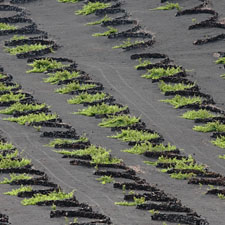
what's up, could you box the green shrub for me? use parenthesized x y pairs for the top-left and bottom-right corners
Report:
(99, 115), (140, 127)
(150, 2), (181, 11)
(96, 175), (114, 184)
(0, 158), (31, 169)
(75, 103), (128, 116)
(115, 197), (145, 206)
(0, 102), (47, 115)
(0, 92), (26, 103)
(75, 2), (110, 15)
(0, 173), (32, 184)
(55, 145), (122, 165)
(161, 95), (202, 108)
(158, 81), (195, 93)
(10, 35), (27, 41)
(0, 23), (17, 31)
(44, 70), (81, 84)
(4, 185), (32, 196)
(27, 59), (65, 73)
(215, 57), (225, 64)
(193, 121), (225, 133)
(0, 141), (15, 151)
(212, 136), (225, 149)
(113, 38), (144, 49)
(218, 194), (225, 200)
(68, 92), (108, 104)
(5, 44), (48, 55)
(123, 142), (176, 155)
(170, 172), (195, 180)
(55, 82), (96, 94)
(4, 113), (58, 125)
(181, 109), (215, 120)
(148, 154), (194, 166)
(218, 155), (225, 159)
(135, 58), (151, 69)
(141, 67), (182, 80)
(47, 137), (88, 147)
(86, 15), (112, 25)
(0, 73), (6, 79)
(21, 190), (74, 205)
(109, 128), (159, 142)
(92, 26), (117, 37)
(0, 83), (20, 92)
(0, 150), (18, 159)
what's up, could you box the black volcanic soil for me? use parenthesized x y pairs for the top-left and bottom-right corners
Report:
(0, 0), (225, 225)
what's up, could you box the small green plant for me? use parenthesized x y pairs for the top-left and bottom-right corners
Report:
(99, 115), (140, 127)
(55, 145), (122, 165)
(0, 173), (32, 184)
(215, 57), (225, 64)
(161, 95), (202, 108)
(170, 172), (196, 180)
(0, 150), (18, 159)
(181, 109), (215, 120)
(21, 190), (74, 205)
(150, 2), (181, 11)
(0, 73), (6, 79)
(47, 137), (88, 147)
(0, 83), (20, 92)
(96, 175), (114, 184)
(0, 92), (26, 103)
(5, 44), (49, 55)
(67, 92), (108, 104)
(135, 58), (151, 69)
(65, 217), (69, 225)
(91, 151), (121, 165)
(141, 67), (182, 80)
(0, 23), (17, 31)
(92, 26), (117, 37)
(149, 209), (159, 215)
(192, 18), (197, 23)
(0, 158), (31, 169)
(158, 81), (195, 93)
(122, 184), (126, 194)
(218, 194), (225, 200)
(193, 121), (225, 133)
(0, 141), (15, 151)
(221, 74), (225, 79)
(55, 82), (96, 94)
(218, 155), (225, 159)
(4, 185), (32, 196)
(10, 35), (27, 41)
(73, 218), (78, 223)
(51, 203), (57, 210)
(27, 59), (65, 73)
(0, 102), (47, 115)
(75, 2), (110, 15)
(86, 15), (112, 25)
(44, 70), (81, 84)
(75, 103), (128, 117)
(115, 197), (145, 206)
(123, 142), (176, 155)
(109, 128), (160, 142)
(113, 38), (144, 49)
(4, 113), (58, 125)
(145, 155), (194, 167)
